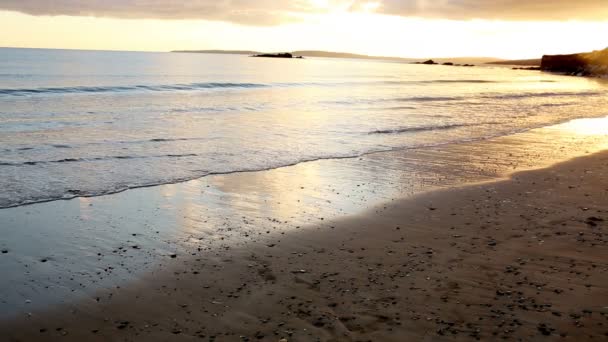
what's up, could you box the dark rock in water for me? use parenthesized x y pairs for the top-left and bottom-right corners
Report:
(512, 67), (541, 71)
(422, 59), (438, 65)
(443, 62), (454, 66)
(252, 52), (300, 59)
(541, 48), (608, 76)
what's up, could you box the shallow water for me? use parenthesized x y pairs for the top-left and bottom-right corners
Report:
(0, 115), (607, 318)
(1, 48), (608, 208)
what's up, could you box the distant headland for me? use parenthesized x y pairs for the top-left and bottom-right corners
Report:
(171, 49), (503, 65)
(171, 48), (608, 77)
(541, 48), (608, 77)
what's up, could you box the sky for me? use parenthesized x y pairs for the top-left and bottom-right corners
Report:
(1, 0), (607, 59)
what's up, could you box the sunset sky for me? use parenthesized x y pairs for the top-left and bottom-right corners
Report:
(1, 0), (607, 59)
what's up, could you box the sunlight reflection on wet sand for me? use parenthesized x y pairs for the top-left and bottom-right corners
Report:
(0, 116), (607, 317)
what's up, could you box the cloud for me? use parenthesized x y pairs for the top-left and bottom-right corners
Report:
(364, 0), (608, 21)
(0, 0), (344, 25)
(2, 0), (607, 25)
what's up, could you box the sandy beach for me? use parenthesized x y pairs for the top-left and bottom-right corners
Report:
(2, 3), (608, 341)
(1, 119), (607, 341)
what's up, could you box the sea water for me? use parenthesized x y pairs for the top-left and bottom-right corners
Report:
(1, 47), (607, 208)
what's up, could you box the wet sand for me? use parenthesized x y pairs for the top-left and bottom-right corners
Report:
(2, 148), (607, 340)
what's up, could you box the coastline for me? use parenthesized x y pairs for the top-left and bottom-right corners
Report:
(1, 117), (607, 340)
(2, 148), (607, 341)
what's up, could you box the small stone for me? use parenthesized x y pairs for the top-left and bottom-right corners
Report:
(537, 323), (553, 336)
(117, 321), (130, 329)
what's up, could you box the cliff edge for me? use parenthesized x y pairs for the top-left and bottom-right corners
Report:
(541, 49), (608, 76)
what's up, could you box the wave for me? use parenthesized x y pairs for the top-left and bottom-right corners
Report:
(0, 79), (509, 97)
(0, 123), (487, 164)
(368, 123), (484, 135)
(0, 120), (554, 210)
(383, 91), (604, 104)
(0, 153), (199, 167)
(4, 137), (219, 154)
(2, 113), (607, 210)
(385, 79), (497, 84)
(480, 90), (603, 100)
(0, 82), (270, 96)
(394, 96), (465, 102)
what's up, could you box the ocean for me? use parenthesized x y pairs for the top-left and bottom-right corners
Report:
(1, 47), (607, 209)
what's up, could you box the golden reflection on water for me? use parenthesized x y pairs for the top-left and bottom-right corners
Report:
(557, 116), (608, 137)
(205, 160), (330, 224)
(161, 115), (608, 238)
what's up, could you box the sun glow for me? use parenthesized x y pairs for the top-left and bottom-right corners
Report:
(1, 9), (607, 59)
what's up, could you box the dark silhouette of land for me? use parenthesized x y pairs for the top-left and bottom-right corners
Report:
(171, 49), (503, 64)
(172, 49), (259, 55)
(541, 48), (608, 76)
(251, 52), (303, 59)
(487, 58), (541, 66)
(171, 47), (608, 77)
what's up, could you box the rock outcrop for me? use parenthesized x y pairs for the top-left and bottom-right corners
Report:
(541, 49), (608, 76)
(414, 60), (474, 67)
(252, 53), (302, 59)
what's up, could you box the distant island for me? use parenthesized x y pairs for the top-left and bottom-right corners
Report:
(414, 59), (475, 67)
(251, 52), (303, 59)
(171, 49), (503, 64)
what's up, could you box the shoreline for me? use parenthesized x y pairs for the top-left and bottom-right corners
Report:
(3, 113), (608, 211)
(1, 148), (607, 341)
(0, 117), (607, 340)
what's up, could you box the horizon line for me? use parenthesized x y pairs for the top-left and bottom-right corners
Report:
(0, 46), (533, 61)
